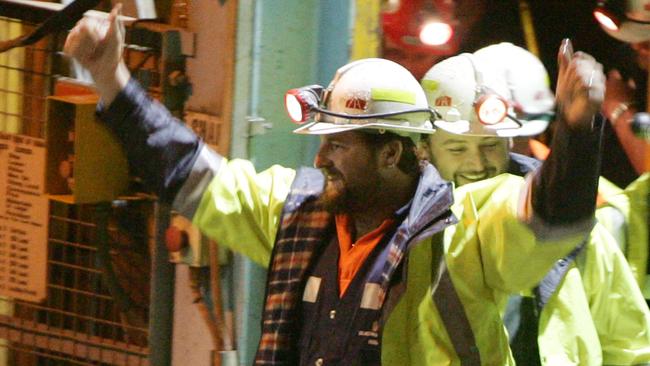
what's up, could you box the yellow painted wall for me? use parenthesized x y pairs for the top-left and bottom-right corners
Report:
(351, 0), (381, 60)
(0, 20), (24, 133)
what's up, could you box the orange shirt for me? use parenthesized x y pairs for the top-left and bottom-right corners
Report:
(335, 214), (396, 297)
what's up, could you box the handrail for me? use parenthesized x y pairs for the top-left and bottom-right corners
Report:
(0, 0), (62, 24)
(0, 0), (138, 54)
(0, 0), (137, 23)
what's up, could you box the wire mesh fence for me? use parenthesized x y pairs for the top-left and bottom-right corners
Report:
(0, 2), (163, 364)
(0, 198), (154, 365)
(0, 14), (59, 138)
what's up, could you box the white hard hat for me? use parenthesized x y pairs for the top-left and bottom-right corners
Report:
(595, 0), (650, 43)
(421, 45), (554, 137)
(474, 43), (555, 136)
(289, 58), (434, 138)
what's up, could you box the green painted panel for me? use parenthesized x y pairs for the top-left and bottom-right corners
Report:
(233, 1), (352, 365)
(248, 0), (321, 170)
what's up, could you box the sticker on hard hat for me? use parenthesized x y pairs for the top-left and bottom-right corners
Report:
(345, 98), (368, 110)
(435, 96), (452, 106)
(370, 88), (416, 105)
(421, 79), (439, 92)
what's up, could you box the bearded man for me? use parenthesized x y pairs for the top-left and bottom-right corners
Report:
(64, 6), (605, 365)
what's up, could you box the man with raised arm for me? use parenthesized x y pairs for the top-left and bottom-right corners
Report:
(64, 6), (605, 365)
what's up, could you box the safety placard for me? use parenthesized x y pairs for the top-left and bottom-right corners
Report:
(0, 133), (49, 302)
(184, 111), (224, 153)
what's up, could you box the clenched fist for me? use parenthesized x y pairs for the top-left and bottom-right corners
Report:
(555, 39), (605, 130)
(64, 4), (130, 105)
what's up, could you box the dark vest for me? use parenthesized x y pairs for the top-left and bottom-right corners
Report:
(298, 231), (396, 366)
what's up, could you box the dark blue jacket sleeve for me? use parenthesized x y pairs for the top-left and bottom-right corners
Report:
(532, 115), (604, 225)
(96, 78), (203, 203)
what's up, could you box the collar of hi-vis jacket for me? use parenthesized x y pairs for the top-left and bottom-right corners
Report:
(288, 163), (456, 305)
(364, 163), (457, 305)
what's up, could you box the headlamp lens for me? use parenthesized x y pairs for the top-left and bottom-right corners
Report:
(284, 86), (323, 124)
(285, 92), (307, 123)
(476, 94), (508, 125)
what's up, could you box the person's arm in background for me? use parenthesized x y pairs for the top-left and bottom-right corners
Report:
(529, 40), (605, 237)
(602, 69), (650, 174)
(63, 5), (293, 265)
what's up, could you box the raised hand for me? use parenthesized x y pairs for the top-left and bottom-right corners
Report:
(63, 4), (129, 105)
(602, 69), (636, 122)
(555, 39), (605, 130)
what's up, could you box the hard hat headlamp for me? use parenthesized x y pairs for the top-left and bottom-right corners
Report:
(285, 85), (323, 124)
(474, 88), (509, 125)
(284, 85), (437, 124)
(464, 53), (521, 129)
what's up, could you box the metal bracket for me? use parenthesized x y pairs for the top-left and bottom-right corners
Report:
(246, 116), (272, 137)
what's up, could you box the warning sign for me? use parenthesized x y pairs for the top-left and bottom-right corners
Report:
(0, 133), (49, 302)
(184, 111), (224, 153)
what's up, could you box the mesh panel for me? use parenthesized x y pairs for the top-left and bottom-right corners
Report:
(0, 5), (157, 364)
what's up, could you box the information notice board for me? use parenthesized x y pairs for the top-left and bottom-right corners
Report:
(0, 133), (49, 302)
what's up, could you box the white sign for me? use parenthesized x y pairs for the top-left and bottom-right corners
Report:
(184, 111), (223, 152)
(0, 133), (49, 302)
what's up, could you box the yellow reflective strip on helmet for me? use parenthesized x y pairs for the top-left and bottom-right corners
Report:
(421, 79), (439, 93)
(371, 88), (416, 105)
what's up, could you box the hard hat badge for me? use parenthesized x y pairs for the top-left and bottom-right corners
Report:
(435, 96), (452, 107)
(344, 92), (370, 111)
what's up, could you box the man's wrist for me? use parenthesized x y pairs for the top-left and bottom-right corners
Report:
(555, 104), (598, 133)
(94, 62), (131, 107)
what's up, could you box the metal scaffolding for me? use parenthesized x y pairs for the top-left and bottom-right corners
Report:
(0, 1), (181, 364)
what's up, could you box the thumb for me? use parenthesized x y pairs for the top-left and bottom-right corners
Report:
(557, 38), (573, 78)
(106, 3), (123, 44)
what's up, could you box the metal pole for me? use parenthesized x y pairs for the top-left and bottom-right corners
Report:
(148, 202), (175, 366)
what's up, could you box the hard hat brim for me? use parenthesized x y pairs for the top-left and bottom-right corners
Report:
(293, 121), (435, 135)
(433, 119), (548, 137)
(602, 20), (650, 43)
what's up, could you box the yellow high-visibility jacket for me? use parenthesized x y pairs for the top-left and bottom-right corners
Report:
(535, 223), (650, 365)
(498, 164), (650, 366)
(597, 174), (650, 296)
(176, 155), (591, 365)
(97, 80), (601, 365)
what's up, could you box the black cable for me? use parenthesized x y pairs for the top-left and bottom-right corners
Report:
(0, 0), (101, 53)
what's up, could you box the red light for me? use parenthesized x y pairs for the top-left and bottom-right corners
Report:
(285, 91), (309, 124)
(381, 0), (460, 55)
(419, 21), (453, 46)
(285, 88), (322, 124)
(594, 9), (619, 31)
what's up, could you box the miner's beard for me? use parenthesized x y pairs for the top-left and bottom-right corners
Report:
(317, 168), (383, 214)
